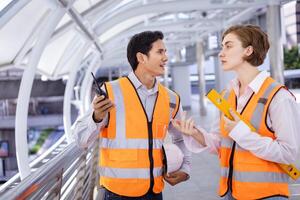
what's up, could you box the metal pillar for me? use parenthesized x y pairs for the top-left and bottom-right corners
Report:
(171, 64), (192, 110)
(213, 56), (222, 91)
(108, 67), (112, 81)
(267, 2), (284, 84)
(196, 42), (207, 116)
(163, 66), (169, 88)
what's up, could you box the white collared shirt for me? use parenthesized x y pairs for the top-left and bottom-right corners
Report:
(184, 71), (300, 164)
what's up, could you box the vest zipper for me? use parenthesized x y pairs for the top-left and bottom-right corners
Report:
(125, 77), (158, 193)
(225, 92), (254, 196)
(147, 121), (154, 192)
(227, 141), (236, 194)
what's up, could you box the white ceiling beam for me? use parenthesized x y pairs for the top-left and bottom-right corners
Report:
(101, 18), (216, 51)
(94, 0), (268, 35)
(50, 0), (124, 43)
(57, 0), (102, 54)
(0, 0), (31, 30)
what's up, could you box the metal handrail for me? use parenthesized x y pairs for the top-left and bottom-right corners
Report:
(0, 134), (67, 194)
(0, 132), (298, 199)
(0, 139), (98, 200)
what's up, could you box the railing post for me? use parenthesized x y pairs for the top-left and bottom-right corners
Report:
(89, 140), (100, 199)
(73, 150), (87, 199)
(56, 168), (64, 200)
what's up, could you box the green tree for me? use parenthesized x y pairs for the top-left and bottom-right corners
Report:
(29, 128), (54, 154)
(284, 46), (300, 70)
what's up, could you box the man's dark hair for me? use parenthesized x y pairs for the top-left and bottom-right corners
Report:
(127, 31), (164, 71)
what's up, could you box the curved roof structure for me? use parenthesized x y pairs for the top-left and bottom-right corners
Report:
(0, 0), (292, 78)
(0, 0), (295, 189)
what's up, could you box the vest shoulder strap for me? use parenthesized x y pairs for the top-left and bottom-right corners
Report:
(163, 86), (180, 119)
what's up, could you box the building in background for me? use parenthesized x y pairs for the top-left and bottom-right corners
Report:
(283, 1), (300, 48)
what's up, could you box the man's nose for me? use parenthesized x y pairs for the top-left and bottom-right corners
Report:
(218, 50), (224, 58)
(163, 53), (168, 62)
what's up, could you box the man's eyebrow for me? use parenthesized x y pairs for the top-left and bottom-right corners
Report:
(157, 48), (167, 52)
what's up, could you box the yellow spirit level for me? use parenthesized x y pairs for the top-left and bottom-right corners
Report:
(206, 89), (300, 181)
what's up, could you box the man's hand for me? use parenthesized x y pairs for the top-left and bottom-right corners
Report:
(164, 171), (189, 186)
(223, 109), (240, 132)
(92, 95), (114, 122)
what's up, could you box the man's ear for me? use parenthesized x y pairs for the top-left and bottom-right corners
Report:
(136, 52), (146, 64)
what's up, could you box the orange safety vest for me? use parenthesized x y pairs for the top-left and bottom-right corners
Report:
(99, 77), (180, 197)
(219, 77), (290, 199)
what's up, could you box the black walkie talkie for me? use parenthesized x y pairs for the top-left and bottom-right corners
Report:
(91, 72), (107, 98)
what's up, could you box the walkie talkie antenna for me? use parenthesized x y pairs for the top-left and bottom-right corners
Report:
(91, 72), (102, 93)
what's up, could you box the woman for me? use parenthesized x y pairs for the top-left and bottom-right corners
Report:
(172, 25), (300, 200)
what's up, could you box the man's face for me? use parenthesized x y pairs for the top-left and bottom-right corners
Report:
(142, 39), (168, 76)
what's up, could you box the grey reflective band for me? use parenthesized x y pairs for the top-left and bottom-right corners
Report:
(166, 88), (178, 119)
(101, 138), (163, 149)
(223, 90), (230, 100)
(221, 138), (246, 151)
(250, 81), (278, 130)
(221, 167), (289, 183)
(110, 80), (126, 141)
(99, 167), (163, 179)
(101, 79), (163, 150)
(221, 138), (233, 148)
(221, 166), (229, 178)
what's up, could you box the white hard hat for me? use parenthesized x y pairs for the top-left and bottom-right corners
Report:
(163, 143), (184, 173)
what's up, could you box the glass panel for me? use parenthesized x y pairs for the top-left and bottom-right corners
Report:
(57, 36), (88, 76)
(0, 0), (50, 66)
(73, 0), (104, 13)
(55, 13), (71, 31)
(0, 0), (14, 12)
(99, 14), (156, 43)
(37, 29), (77, 76)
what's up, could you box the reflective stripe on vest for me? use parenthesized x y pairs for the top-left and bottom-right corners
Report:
(99, 77), (179, 197)
(219, 77), (289, 199)
(250, 81), (278, 130)
(166, 88), (180, 119)
(221, 137), (245, 151)
(100, 167), (163, 179)
(221, 167), (289, 183)
(101, 138), (163, 149)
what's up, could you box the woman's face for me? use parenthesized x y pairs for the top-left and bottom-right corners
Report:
(219, 33), (249, 71)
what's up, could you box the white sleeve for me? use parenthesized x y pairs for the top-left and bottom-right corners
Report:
(229, 89), (299, 164)
(71, 107), (107, 148)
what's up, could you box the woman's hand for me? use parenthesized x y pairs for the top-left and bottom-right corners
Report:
(172, 111), (207, 146)
(223, 109), (240, 132)
(171, 111), (198, 136)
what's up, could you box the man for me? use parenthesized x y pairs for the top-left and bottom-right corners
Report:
(73, 31), (191, 200)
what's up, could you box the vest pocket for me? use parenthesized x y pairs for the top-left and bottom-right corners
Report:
(109, 150), (138, 161)
(154, 123), (167, 138)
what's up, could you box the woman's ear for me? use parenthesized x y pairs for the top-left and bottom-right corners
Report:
(136, 52), (146, 64)
(245, 45), (254, 56)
